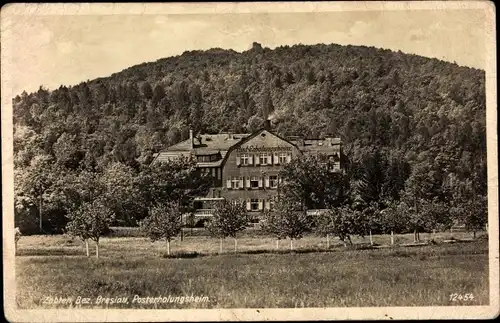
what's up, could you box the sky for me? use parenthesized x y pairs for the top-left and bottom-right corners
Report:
(2, 3), (493, 96)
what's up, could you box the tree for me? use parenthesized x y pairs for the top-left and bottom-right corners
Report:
(449, 179), (488, 239)
(261, 196), (311, 250)
(65, 198), (115, 258)
(261, 208), (288, 249)
(451, 196), (487, 239)
(188, 84), (204, 134)
(206, 199), (248, 253)
(141, 82), (153, 100)
(419, 199), (452, 241)
(353, 150), (387, 206)
(101, 162), (143, 226)
(14, 155), (64, 233)
(313, 210), (337, 249)
(279, 154), (349, 210)
(246, 115), (265, 133)
(462, 196), (487, 238)
(321, 205), (364, 247)
(261, 88), (274, 119)
(53, 132), (84, 169)
(403, 162), (450, 242)
(359, 201), (382, 246)
(380, 200), (410, 245)
(152, 84), (166, 106)
(140, 202), (183, 255)
(139, 156), (211, 214)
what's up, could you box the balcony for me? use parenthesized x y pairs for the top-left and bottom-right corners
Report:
(192, 209), (214, 217)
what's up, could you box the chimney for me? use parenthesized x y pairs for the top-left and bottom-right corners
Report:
(189, 129), (194, 148)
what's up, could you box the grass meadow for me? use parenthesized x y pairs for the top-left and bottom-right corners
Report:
(15, 230), (489, 309)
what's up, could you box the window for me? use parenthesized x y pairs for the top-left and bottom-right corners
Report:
(259, 153), (268, 165)
(231, 177), (241, 189)
(240, 153), (249, 165)
(250, 198), (259, 211)
(250, 176), (259, 189)
(259, 153), (272, 165)
(279, 152), (288, 164)
(269, 175), (278, 189)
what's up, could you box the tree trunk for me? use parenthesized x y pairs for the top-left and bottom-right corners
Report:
(413, 229), (417, 242)
(473, 231), (476, 239)
(290, 239), (293, 250)
(95, 240), (99, 259)
(234, 238), (238, 252)
(390, 231), (394, 245)
(342, 238), (347, 247)
(219, 238), (223, 254)
(431, 229), (436, 241)
(39, 195), (43, 233)
(15, 241), (17, 256)
(85, 240), (90, 257)
(180, 212), (184, 242)
(347, 235), (353, 246)
(276, 239), (279, 249)
(417, 231), (420, 242)
(326, 234), (330, 249)
(167, 239), (171, 255)
(369, 229), (373, 246)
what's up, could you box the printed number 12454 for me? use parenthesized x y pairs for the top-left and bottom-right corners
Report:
(449, 293), (474, 301)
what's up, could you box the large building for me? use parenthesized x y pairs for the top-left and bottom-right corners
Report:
(152, 121), (342, 221)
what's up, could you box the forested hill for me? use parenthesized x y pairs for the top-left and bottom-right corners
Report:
(13, 42), (486, 184)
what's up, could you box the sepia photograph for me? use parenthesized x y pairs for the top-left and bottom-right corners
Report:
(1, 2), (498, 321)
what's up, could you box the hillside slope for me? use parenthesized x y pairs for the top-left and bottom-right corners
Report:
(13, 42), (486, 181)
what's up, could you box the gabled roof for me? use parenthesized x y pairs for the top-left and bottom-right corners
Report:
(219, 128), (302, 166)
(192, 133), (250, 152)
(166, 139), (192, 151)
(228, 128), (300, 152)
(163, 133), (250, 153)
(152, 133), (250, 165)
(152, 128), (342, 165)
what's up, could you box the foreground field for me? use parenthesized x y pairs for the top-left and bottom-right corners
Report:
(16, 232), (489, 308)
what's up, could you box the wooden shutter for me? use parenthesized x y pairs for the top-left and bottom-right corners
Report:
(236, 155), (241, 166)
(248, 155), (253, 165)
(274, 152), (280, 165)
(286, 153), (292, 163)
(245, 177), (251, 188)
(254, 154), (260, 165)
(246, 199), (251, 211)
(239, 177), (244, 189)
(258, 199), (263, 210)
(265, 200), (271, 210)
(258, 177), (263, 188)
(227, 178), (232, 189)
(265, 177), (270, 188)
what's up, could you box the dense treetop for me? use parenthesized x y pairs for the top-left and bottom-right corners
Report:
(13, 42), (485, 171)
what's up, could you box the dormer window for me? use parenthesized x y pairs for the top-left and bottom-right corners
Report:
(197, 154), (220, 162)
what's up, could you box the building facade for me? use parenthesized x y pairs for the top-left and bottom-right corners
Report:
(152, 125), (342, 220)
